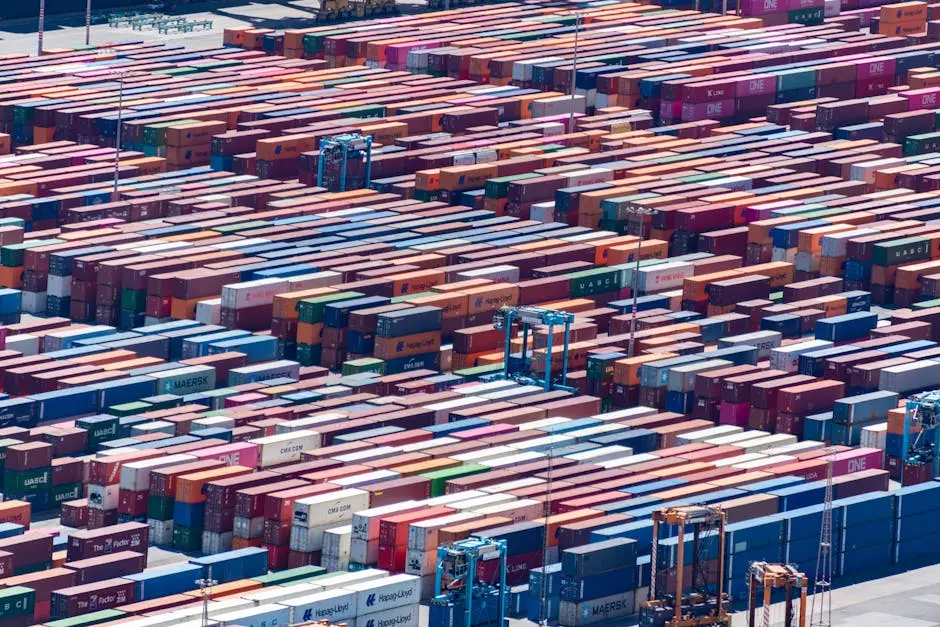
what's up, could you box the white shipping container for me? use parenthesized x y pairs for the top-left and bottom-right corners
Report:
(233, 516), (264, 540)
(407, 512), (481, 552)
(705, 430), (771, 447)
(350, 538), (378, 565)
(820, 229), (877, 258)
(478, 385), (545, 402)
(718, 331), (782, 359)
(735, 434), (797, 454)
(355, 604), (420, 627)
(519, 417), (571, 431)
(762, 440), (825, 456)
(351, 501), (421, 541)
(221, 278), (289, 309)
(334, 470), (401, 489)
(733, 455), (796, 470)
(87, 483), (119, 510)
(131, 421), (176, 437)
(5, 334), (38, 355)
(253, 430), (322, 467)
(453, 381), (519, 396)
(425, 396), (488, 425)
(424, 491), (487, 507)
(293, 488), (370, 528)
(565, 445), (633, 463)
(770, 340), (832, 373)
(196, 298), (222, 325)
(564, 167), (614, 188)
(676, 425), (743, 445)
(484, 451), (546, 468)
(861, 423), (888, 450)
(448, 494), (517, 511)
(472, 499), (544, 525)
(593, 406), (661, 423)
(202, 531), (233, 554)
(713, 453), (768, 468)
(400, 437), (459, 453)
(456, 265), (521, 284)
(565, 424), (629, 442)
(507, 435), (574, 452)
(308, 569), (389, 592)
(290, 523), (333, 552)
(191, 416), (237, 431)
(334, 448), (401, 464)
(286, 271), (343, 291)
(598, 453), (659, 469)
(323, 525), (352, 560)
(479, 478), (545, 494)
(241, 583), (319, 606)
(47, 274), (71, 298)
(275, 413), (347, 434)
(148, 518), (173, 546)
(120, 454), (195, 491)
(345, 574), (421, 616)
(451, 446), (518, 464)
(637, 261), (694, 293)
(404, 548), (437, 576)
(280, 589), (357, 625)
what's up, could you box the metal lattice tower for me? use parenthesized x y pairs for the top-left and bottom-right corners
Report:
(810, 453), (834, 627)
(196, 573), (217, 627)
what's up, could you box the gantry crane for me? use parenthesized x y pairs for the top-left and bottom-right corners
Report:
(901, 391), (940, 483)
(317, 133), (372, 192)
(640, 505), (731, 627)
(430, 538), (507, 627)
(492, 305), (576, 392)
(747, 562), (807, 627)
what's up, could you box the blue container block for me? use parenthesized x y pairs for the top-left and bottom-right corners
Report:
(894, 531), (940, 566)
(815, 312), (878, 343)
(624, 479), (687, 497)
(839, 542), (892, 577)
(832, 391), (900, 425)
(189, 547), (268, 584)
(665, 390), (694, 414)
(508, 584), (528, 618)
(559, 567), (637, 603)
(0, 523), (24, 538)
(657, 531), (721, 570)
(526, 594), (559, 622)
(528, 563), (561, 599)
(589, 428), (658, 453)
(780, 503), (844, 543)
(894, 481), (940, 518)
(92, 376), (158, 410)
(474, 521), (543, 557)
(208, 336), (277, 364)
(126, 563), (204, 600)
(192, 428), (232, 442)
(590, 520), (655, 555)
(0, 398), (37, 430)
(597, 495), (663, 515)
(539, 418), (603, 435)
(725, 517), (785, 554)
(841, 518), (894, 553)
(787, 536), (823, 565)
(33, 387), (97, 421)
(173, 501), (205, 528)
(739, 476), (804, 494)
(769, 481), (827, 511)
(836, 492), (895, 527)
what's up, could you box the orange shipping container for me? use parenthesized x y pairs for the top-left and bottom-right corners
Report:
(176, 466), (252, 504)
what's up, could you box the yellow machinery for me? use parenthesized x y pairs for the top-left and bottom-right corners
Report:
(639, 505), (731, 627)
(747, 562), (807, 627)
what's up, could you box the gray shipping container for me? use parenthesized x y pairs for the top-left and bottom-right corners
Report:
(879, 361), (940, 394)
(558, 590), (635, 626)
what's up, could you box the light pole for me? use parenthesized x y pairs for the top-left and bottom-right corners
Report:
(113, 72), (129, 200)
(625, 207), (657, 359)
(86, 0), (92, 46)
(568, 11), (581, 133)
(37, 0), (45, 56)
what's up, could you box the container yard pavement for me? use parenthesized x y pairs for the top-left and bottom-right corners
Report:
(0, 0), (425, 55)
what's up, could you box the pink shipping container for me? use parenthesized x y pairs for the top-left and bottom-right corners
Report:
(719, 402), (749, 426)
(452, 424), (518, 441)
(191, 442), (260, 468)
(831, 448), (884, 477)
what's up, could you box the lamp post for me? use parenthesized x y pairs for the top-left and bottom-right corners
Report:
(113, 72), (130, 200)
(37, 0), (45, 56)
(86, 0), (92, 46)
(624, 207), (657, 359)
(568, 11), (581, 133)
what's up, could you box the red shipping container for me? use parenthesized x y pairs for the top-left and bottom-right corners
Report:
(378, 506), (454, 572)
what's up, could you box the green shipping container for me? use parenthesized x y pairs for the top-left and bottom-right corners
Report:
(252, 565), (327, 587)
(173, 525), (203, 552)
(913, 298), (940, 310)
(567, 267), (621, 298)
(3, 467), (51, 494)
(342, 358), (385, 376)
(120, 288), (147, 312)
(776, 68), (816, 93)
(452, 363), (503, 381)
(213, 220), (269, 235)
(871, 237), (930, 266)
(45, 609), (125, 627)
(295, 343), (322, 367)
(76, 416), (119, 446)
(486, 173), (539, 199)
(421, 464), (489, 497)
(109, 401), (151, 418)
(142, 119), (200, 146)
(600, 193), (659, 221)
(298, 291), (364, 324)
(0, 586), (35, 620)
(787, 6), (824, 23)
(1, 239), (62, 268)
(52, 483), (83, 505)
(905, 132), (940, 156)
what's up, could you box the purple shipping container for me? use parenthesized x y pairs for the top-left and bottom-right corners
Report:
(62, 551), (146, 585)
